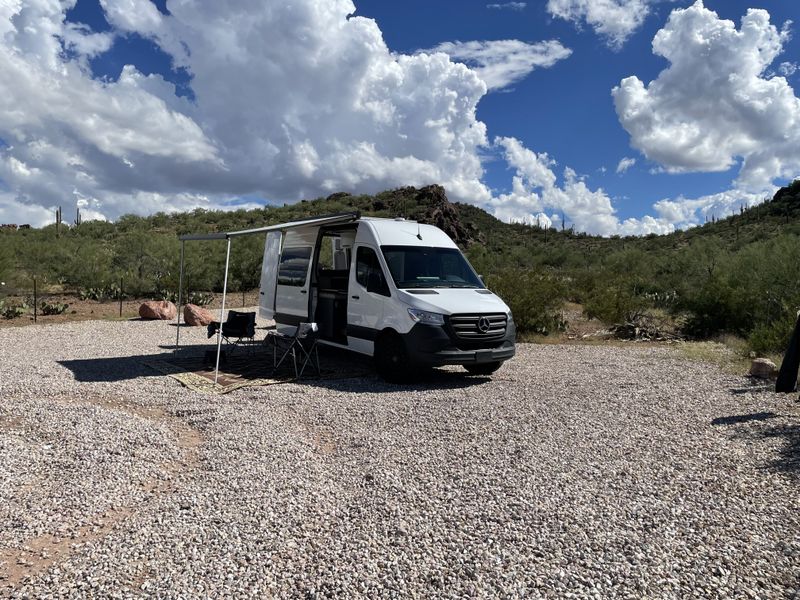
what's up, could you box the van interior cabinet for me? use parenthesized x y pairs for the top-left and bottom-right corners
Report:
(316, 269), (349, 343)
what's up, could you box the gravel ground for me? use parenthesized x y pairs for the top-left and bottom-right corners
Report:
(0, 317), (798, 598)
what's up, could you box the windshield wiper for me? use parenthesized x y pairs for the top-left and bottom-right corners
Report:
(400, 282), (435, 288)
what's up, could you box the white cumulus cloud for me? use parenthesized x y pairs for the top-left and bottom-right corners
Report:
(546, 0), (653, 49)
(425, 39), (572, 91)
(0, 0), (493, 223)
(490, 137), (777, 234)
(1, 0), (779, 238)
(651, 188), (770, 230)
(489, 136), (676, 235)
(612, 1), (800, 192)
(0, 193), (55, 227)
(487, 3), (527, 10)
(779, 61), (798, 77)
(616, 157), (636, 174)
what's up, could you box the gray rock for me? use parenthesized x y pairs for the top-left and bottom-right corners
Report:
(749, 357), (777, 379)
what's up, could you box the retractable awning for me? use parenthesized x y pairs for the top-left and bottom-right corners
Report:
(178, 211), (360, 241)
(175, 211), (360, 385)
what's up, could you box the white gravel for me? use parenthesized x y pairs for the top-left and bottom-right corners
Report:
(0, 317), (798, 598)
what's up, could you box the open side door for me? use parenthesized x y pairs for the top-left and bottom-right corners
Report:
(259, 231), (283, 320)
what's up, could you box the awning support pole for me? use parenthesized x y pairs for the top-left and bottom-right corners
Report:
(175, 240), (185, 352)
(214, 237), (232, 385)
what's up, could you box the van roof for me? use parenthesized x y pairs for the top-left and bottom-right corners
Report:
(359, 217), (458, 248)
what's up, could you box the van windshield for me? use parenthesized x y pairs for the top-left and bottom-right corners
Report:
(381, 246), (484, 289)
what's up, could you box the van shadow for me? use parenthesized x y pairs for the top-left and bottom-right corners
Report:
(712, 411), (800, 478)
(301, 363), (493, 394)
(58, 345), (492, 392)
(59, 354), (166, 382)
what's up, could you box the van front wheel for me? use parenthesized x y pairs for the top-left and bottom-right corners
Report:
(375, 333), (411, 383)
(464, 361), (502, 376)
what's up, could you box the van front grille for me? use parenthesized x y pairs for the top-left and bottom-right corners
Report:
(448, 313), (507, 342)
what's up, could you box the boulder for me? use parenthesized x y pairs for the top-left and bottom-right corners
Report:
(184, 303), (215, 326)
(749, 358), (777, 379)
(139, 300), (177, 320)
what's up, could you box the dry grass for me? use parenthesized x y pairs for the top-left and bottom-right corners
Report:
(676, 335), (784, 375)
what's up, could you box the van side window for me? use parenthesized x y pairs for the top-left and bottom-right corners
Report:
(277, 246), (312, 286)
(356, 247), (390, 296)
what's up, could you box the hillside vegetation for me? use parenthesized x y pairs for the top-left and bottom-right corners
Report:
(2, 181), (799, 353)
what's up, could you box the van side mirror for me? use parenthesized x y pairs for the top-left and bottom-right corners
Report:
(367, 271), (389, 296)
(478, 274), (484, 283)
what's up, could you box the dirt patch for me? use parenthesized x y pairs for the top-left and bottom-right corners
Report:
(561, 302), (606, 339)
(302, 423), (337, 456)
(0, 508), (134, 590)
(0, 416), (23, 433)
(0, 395), (205, 592)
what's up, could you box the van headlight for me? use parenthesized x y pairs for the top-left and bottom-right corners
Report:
(407, 308), (445, 326)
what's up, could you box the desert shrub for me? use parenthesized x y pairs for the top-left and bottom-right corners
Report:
(0, 299), (28, 319)
(583, 283), (649, 324)
(105, 281), (125, 300)
(748, 312), (797, 355)
(156, 289), (178, 303)
(679, 235), (800, 348)
(78, 285), (122, 301)
(485, 268), (567, 335)
(78, 287), (104, 301)
(577, 247), (672, 324)
(188, 291), (213, 306)
(40, 300), (69, 315)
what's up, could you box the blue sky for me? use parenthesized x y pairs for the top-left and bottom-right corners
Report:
(1, 0), (798, 234)
(357, 0), (799, 224)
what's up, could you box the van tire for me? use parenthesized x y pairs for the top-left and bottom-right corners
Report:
(375, 332), (412, 383)
(464, 361), (502, 376)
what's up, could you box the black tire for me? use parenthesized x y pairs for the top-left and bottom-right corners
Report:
(375, 332), (412, 383)
(464, 361), (502, 376)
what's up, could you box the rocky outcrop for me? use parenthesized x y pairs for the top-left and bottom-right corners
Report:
(416, 185), (484, 247)
(184, 303), (215, 326)
(139, 300), (177, 320)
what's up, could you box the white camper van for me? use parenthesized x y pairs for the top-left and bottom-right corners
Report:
(258, 212), (515, 381)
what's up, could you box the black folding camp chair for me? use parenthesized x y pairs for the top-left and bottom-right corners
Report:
(207, 310), (257, 354)
(269, 322), (321, 379)
(777, 312), (800, 393)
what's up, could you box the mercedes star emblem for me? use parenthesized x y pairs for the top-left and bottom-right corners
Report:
(477, 316), (491, 333)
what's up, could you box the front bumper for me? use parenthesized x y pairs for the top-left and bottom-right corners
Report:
(402, 319), (516, 367)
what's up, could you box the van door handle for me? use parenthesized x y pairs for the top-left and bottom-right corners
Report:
(351, 295), (360, 300)
(300, 290), (307, 294)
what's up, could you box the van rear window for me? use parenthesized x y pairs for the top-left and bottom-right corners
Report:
(277, 246), (311, 286)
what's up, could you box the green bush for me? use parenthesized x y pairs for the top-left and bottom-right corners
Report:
(40, 300), (69, 315)
(485, 269), (566, 335)
(157, 289), (178, 303)
(748, 312), (799, 355)
(0, 300), (28, 319)
(78, 283), (125, 301)
(188, 291), (213, 306)
(678, 235), (800, 348)
(583, 284), (648, 324)
(78, 287), (105, 301)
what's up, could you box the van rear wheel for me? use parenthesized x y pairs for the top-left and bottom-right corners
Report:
(464, 361), (502, 376)
(375, 333), (412, 383)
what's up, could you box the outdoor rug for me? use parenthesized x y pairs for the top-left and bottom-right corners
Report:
(144, 347), (372, 395)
